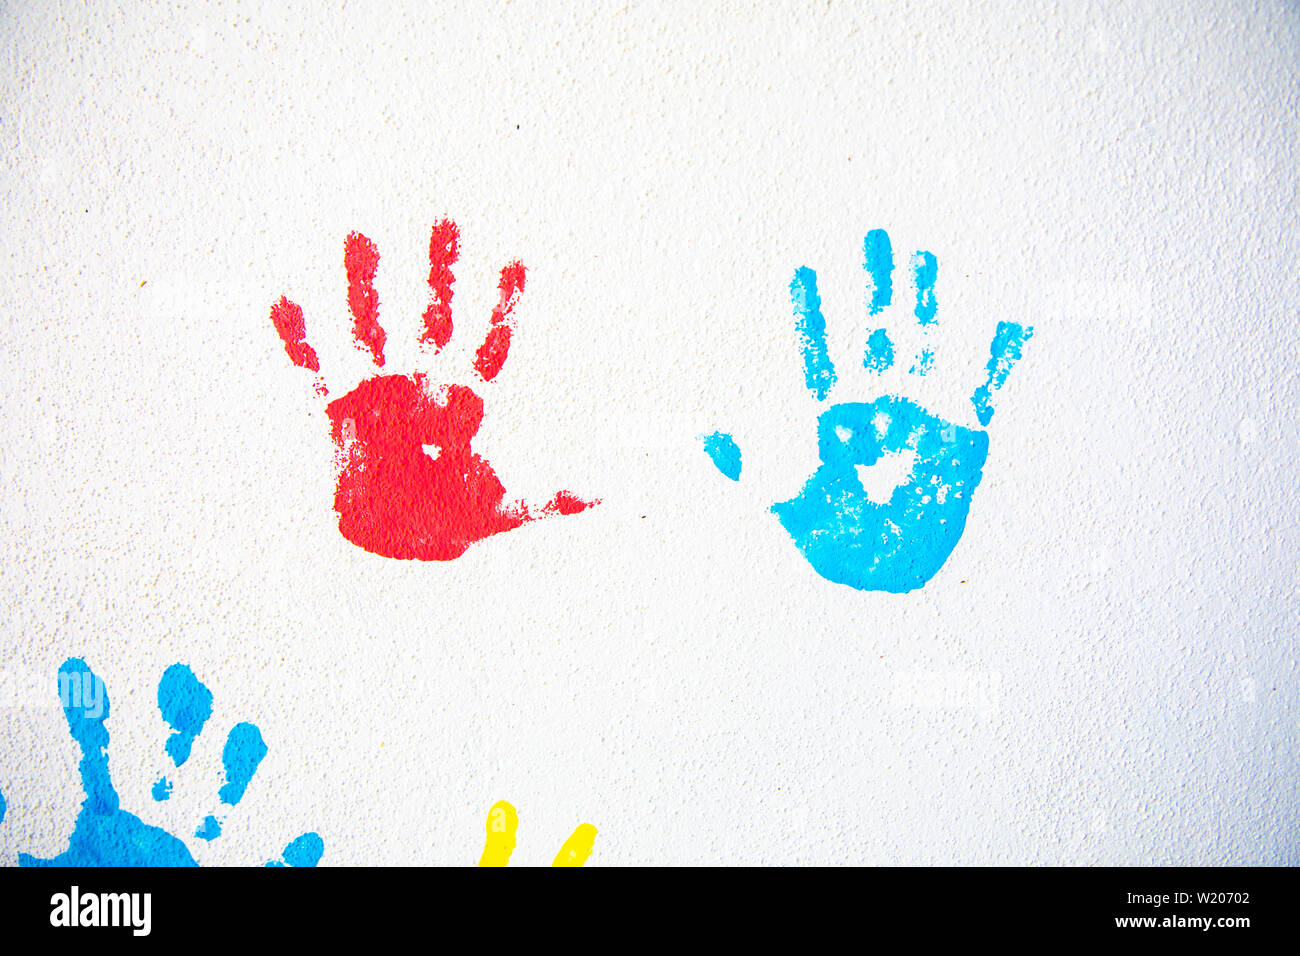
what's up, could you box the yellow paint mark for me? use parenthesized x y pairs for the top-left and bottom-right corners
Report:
(552, 823), (597, 867)
(479, 800), (518, 866)
(478, 800), (597, 867)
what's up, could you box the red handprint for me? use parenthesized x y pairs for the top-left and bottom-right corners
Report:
(270, 221), (597, 561)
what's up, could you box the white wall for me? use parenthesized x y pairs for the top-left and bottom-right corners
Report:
(0, 0), (1295, 864)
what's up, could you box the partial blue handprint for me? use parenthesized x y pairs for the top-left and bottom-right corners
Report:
(703, 229), (1032, 593)
(16, 658), (322, 867)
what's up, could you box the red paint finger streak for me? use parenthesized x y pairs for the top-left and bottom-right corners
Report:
(420, 219), (458, 351)
(473, 261), (526, 382)
(269, 296), (321, 373)
(345, 231), (386, 366)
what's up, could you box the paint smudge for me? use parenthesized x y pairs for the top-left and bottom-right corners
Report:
(701, 431), (742, 481)
(0, 786), (6, 825)
(19, 659), (321, 867)
(478, 800), (597, 867)
(972, 321), (1033, 426)
(271, 222), (598, 561)
(704, 229), (1032, 592)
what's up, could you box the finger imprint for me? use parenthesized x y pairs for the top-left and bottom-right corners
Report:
(912, 250), (938, 325)
(864, 228), (894, 316)
(217, 722), (267, 807)
(421, 218), (459, 351)
(479, 800), (519, 866)
(473, 261), (526, 381)
(971, 321), (1034, 426)
(345, 231), (386, 366)
(269, 296), (321, 373)
(791, 266), (836, 401)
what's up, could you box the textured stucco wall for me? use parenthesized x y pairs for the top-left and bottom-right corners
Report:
(0, 0), (1296, 864)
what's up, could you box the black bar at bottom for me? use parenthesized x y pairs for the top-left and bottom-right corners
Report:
(0, 865), (1289, 944)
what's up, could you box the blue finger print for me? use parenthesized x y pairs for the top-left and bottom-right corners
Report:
(157, 663), (213, 768)
(972, 321), (1033, 426)
(864, 228), (894, 315)
(154, 662), (213, 801)
(791, 267), (836, 400)
(218, 723), (268, 807)
(912, 250), (938, 325)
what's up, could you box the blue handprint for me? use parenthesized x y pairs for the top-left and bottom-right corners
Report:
(703, 229), (1032, 593)
(16, 658), (322, 867)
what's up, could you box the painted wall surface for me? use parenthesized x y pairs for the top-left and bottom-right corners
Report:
(0, 0), (1296, 865)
